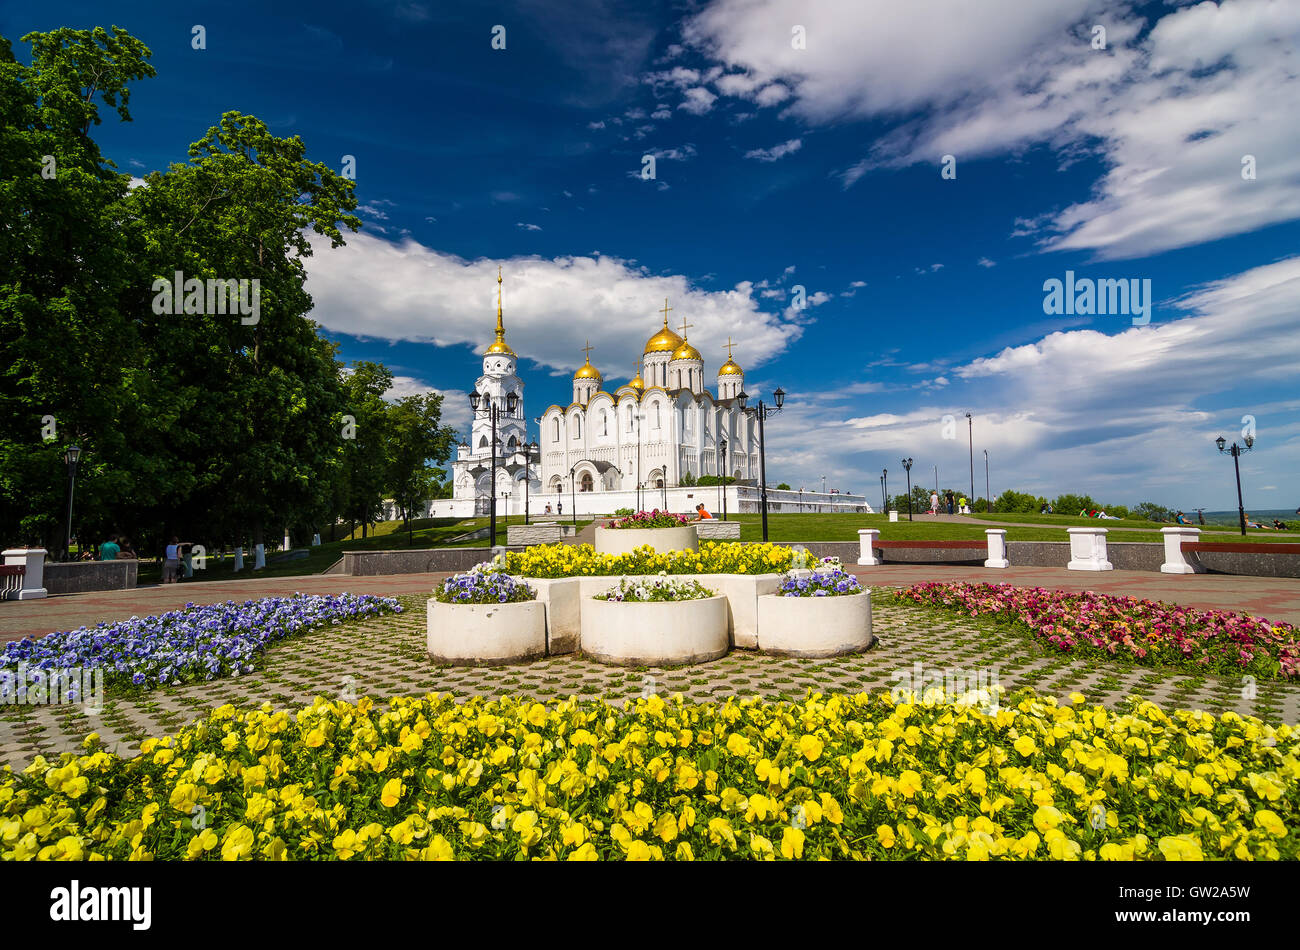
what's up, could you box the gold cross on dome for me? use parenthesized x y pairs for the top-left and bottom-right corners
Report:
(724, 337), (736, 359)
(677, 318), (694, 339)
(659, 298), (672, 325)
(582, 340), (593, 362)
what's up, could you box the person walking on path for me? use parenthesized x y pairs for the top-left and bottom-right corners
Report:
(929, 492), (939, 516)
(945, 490), (955, 515)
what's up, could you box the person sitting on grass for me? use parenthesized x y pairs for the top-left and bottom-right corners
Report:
(1175, 511), (1193, 525)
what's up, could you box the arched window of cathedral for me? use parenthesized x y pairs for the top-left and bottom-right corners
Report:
(574, 415), (582, 439)
(479, 435), (488, 449)
(601, 410), (607, 436)
(553, 418), (560, 441)
(626, 404), (634, 431)
(581, 472), (593, 492)
(507, 435), (517, 450)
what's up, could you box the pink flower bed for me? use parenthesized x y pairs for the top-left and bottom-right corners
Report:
(894, 582), (1300, 679)
(604, 509), (692, 529)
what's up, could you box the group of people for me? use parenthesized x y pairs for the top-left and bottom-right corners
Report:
(927, 490), (968, 515)
(542, 502), (563, 516)
(88, 532), (195, 584)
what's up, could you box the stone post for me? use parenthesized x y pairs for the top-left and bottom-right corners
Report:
(984, 529), (1009, 568)
(2, 547), (48, 599)
(1160, 526), (1203, 574)
(857, 528), (881, 566)
(1066, 527), (1113, 571)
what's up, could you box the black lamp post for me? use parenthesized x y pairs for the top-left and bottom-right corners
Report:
(468, 388), (518, 548)
(902, 457), (913, 520)
(1216, 434), (1254, 536)
(882, 468), (889, 514)
(717, 435), (728, 520)
(738, 387), (784, 542)
(63, 444), (82, 560)
(983, 449), (990, 512)
(965, 412), (975, 513)
(517, 441), (539, 525)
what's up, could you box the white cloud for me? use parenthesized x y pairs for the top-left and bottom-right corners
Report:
(304, 232), (802, 378)
(516, 222), (543, 231)
(763, 256), (1300, 506)
(679, 87), (718, 115)
(743, 138), (803, 162)
(685, 0), (1300, 260)
(384, 377), (472, 430)
(977, 257), (996, 268)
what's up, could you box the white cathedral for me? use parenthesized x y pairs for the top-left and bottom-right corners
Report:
(449, 274), (761, 513)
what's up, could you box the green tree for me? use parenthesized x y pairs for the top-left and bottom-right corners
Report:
(127, 110), (359, 549)
(384, 392), (456, 544)
(680, 470), (696, 487)
(338, 362), (393, 538)
(0, 27), (157, 549)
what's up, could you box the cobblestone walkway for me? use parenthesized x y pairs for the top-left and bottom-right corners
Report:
(3, 593), (1296, 771)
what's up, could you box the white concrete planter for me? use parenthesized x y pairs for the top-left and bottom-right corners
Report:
(594, 525), (698, 555)
(512, 572), (781, 653)
(427, 598), (547, 665)
(518, 576), (581, 655)
(580, 593), (729, 666)
(756, 590), (873, 657)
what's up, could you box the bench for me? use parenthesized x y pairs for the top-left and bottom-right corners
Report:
(856, 529), (1010, 568)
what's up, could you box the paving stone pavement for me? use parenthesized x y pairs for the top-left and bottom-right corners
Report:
(3, 592), (1297, 772)
(2, 597), (1300, 774)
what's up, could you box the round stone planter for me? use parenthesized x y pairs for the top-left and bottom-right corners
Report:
(426, 598), (547, 665)
(580, 593), (728, 666)
(594, 524), (698, 556)
(756, 590), (873, 657)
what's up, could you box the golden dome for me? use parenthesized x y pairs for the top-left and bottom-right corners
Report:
(644, 322), (682, 354)
(573, 359), (602, 380)
(718, 358), (743, 376)
(670, 340), (702, 361)
(628, 371), (645, 390)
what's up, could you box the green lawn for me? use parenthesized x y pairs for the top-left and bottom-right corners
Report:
(136, 515), (593, 583)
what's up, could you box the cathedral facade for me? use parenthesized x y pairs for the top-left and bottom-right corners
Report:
(538, 301), (761, 503)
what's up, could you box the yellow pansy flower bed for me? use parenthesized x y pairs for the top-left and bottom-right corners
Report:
(1, 690), (1295, 861)
(505, 541), (793, 578)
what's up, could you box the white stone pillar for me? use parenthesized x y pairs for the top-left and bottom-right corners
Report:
(254, 543), (266, 569)
(984, 529), (1010, 568)
(857, 529), (881, 566)
(1160, 526), (1203, 574)
(1066, 527), (1113, 571)
(888, 510), (899, 522)
(2, 548), (48, 600)
(312, 533), (321, 547)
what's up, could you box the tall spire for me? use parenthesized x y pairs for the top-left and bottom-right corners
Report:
(484, 265), (515, 356)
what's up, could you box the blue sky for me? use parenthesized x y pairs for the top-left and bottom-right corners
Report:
(7, 0), (1299, 509)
